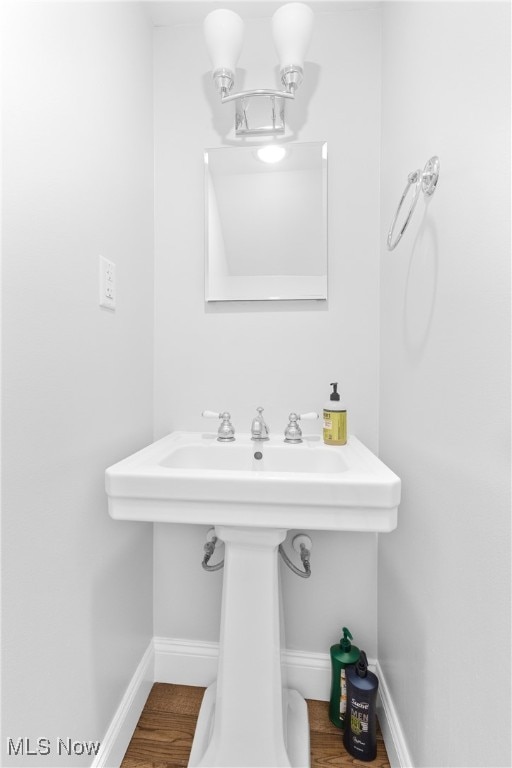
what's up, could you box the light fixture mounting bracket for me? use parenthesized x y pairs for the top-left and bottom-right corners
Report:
(220, 88), (295, 136)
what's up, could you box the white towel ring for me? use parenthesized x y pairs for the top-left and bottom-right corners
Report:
(387, 156), (440, 251)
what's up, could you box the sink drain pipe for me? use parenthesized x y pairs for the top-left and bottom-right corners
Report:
(201, 529), (312, 577)
(279, 534), (312, 578)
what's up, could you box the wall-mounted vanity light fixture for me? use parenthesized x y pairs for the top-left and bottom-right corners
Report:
(203, 3), (314, 136)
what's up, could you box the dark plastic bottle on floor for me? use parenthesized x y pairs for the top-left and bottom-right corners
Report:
(329, 627), (360, 729)
(343, 651), (379, 761)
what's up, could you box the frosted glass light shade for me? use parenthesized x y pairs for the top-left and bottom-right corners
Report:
(203, 9), (244, 74)
(272, 3), (314, 70)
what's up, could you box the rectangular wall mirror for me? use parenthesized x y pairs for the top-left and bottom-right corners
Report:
(204, 141), (328, 302)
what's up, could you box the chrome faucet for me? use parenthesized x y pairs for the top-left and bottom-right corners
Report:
(251, 407), (269, 441)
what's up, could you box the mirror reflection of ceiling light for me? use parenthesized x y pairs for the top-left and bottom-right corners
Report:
(257, 145), (287, 164)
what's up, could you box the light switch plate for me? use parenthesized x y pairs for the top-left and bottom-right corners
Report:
(99, 255), (116, 310)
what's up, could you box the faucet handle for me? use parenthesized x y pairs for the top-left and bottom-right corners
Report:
(284, 412), (319, 443)
(202, 410), (235, 442)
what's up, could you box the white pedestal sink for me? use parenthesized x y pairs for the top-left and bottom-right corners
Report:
(106, 433), (400, 767)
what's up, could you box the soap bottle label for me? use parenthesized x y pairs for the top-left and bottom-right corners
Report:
(323, 410), (347, 445)
(340, 669), (347, 715)
(350, 708), (369, 735)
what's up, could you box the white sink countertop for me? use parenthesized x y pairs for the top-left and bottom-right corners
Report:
(106, 432), (401, 533)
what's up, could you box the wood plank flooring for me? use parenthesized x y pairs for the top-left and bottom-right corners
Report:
(122, 683), (390, 768)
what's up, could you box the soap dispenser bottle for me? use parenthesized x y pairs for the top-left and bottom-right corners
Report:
(329, 627), (360, 729)
(323, 382), (347, 446)
(343, 650), (379, 761)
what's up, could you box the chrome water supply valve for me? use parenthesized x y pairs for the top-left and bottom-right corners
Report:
(279, 533), (312, 578)
(202, 527), (224, 572)
(293, 533), (312, 575)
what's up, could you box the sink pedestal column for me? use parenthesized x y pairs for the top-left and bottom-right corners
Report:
(188, 525), (309, 768)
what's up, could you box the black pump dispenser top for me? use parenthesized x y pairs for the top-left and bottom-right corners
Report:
(356, 650), (369, 678)
(329, 382), (340, 402)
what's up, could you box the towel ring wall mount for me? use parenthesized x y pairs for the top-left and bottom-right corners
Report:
(387, 156), (440, 251)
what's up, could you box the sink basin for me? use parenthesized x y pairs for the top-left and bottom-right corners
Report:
(105, 431), (400, 532)
(159, 439), (347, 473)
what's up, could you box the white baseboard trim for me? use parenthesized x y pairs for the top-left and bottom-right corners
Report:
(375, 660), (414, 768)
(154, 636), (219, 687)
(154, 636), (378, 704)
(154, 636), (335, 700)
(92, 640), (154, 768)
(97, 638), (411, 768)
(281, 647), (332, 701)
